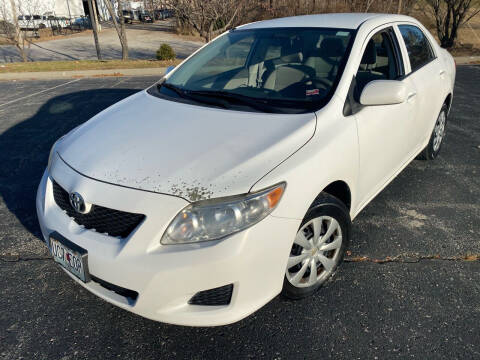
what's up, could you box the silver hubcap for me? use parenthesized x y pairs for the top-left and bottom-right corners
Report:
(433, 111), (446, 152)
(286, 216), (343, 288)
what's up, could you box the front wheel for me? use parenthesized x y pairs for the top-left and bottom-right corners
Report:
(282, 193), (351, 300)
(417, 104), (448, 160)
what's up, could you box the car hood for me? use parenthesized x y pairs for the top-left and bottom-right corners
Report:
(58, 90), (316, 202)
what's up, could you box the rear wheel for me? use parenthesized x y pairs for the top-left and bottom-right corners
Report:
(417, 104), (448, 160)
(282, 193), (351, 299)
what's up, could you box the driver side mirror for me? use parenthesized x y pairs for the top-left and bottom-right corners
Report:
(360, 80), (407, 106)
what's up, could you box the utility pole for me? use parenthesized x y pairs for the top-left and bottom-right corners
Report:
(87, 0), (102, 60)
(91, 0), (101, 31)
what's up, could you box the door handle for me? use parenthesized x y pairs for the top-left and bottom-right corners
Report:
(407, 92), (417, 102)
(439, 69), (446, 76)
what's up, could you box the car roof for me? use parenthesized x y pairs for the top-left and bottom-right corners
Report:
(237, 13), (413, 30)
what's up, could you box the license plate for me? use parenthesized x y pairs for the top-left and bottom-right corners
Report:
(49, 232), (90, 282)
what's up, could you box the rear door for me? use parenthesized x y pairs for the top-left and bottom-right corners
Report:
(396, 24), (445, 145)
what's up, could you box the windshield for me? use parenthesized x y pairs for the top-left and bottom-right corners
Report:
(152, 28), (354, 113)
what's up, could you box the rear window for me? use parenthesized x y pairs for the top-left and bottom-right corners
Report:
(398, 25), (435, 72)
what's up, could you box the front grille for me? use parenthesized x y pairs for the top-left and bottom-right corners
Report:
(91, 275), (139, 302)
(52, 179), (145, 238)
(188, 284), (233, 306)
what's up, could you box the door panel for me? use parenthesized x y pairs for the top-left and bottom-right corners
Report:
(397, 24), (445, 145)
(354, 28), (418, 207)
(406, 61), (443, 144)
(354, 76), (417, 205)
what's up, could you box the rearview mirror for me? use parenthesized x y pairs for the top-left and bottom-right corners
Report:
(360, 80), (407, 106)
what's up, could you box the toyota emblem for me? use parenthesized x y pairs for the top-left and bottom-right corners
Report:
(69, 192), (88, 214)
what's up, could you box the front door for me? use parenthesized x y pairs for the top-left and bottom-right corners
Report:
(354, 28), (418, 206)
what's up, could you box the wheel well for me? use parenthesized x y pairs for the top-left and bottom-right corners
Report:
(322, 181), (351, 210)
(445, 93), (452, 113)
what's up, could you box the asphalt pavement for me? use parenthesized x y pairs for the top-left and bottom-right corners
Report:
(0, 67), (479, 359)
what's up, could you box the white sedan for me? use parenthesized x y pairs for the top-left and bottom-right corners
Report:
(37, 13), (455, 326)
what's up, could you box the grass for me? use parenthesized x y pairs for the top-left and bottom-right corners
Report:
(0, 59), (182, 73)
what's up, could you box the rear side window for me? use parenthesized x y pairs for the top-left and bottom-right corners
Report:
(398, 25), (435, 72)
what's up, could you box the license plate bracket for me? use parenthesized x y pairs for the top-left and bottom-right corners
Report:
(49, 232), (91, 283)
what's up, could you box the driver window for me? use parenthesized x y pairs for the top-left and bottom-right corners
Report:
(356, 30), (401, 94)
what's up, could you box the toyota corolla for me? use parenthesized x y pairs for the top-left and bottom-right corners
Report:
(37, 13), (455, 326)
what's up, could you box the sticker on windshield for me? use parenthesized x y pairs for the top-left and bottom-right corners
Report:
(336, 31), (350, 36)
(306, 89), (320, 96)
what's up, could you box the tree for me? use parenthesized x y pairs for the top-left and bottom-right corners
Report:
(0, 0), (28, 62)
(170, 0), (247, 42)
(104, 0), (128, 60)
(87, 0), (102, 59)
(426, 0), (480, 48)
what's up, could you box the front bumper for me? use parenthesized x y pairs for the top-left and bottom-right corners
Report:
(36, 155), (300, 326)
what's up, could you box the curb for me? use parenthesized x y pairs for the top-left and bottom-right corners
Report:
(454, 56), (480, 65)
(0, 67), (167, 81)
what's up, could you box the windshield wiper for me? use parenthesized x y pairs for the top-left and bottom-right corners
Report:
(158, 82), (188, 98)
(185, 90), (274, 113)
(156, 84), (310, 113)
(157, 82), (229, 109)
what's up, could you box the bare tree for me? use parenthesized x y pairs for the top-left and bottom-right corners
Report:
(87, 0), (102, 59)
(170, 0), (247, 42)
(426, 0), (480, 48)
(0, 0), (28, 61)
(104, 0), (128, 60)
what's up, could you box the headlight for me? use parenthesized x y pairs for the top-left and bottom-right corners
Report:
(161, 183), (286, 245)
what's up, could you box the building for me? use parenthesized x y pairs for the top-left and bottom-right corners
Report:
(4, 0), (147, 22)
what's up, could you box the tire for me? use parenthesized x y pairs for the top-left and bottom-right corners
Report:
(282, 192), (351, 300)
(416, 104), (448, 160)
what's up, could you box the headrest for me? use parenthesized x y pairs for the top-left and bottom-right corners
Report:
(361, 40), (377, 65)
(281, 38), (303, 63)
(319, 37), (345, 57)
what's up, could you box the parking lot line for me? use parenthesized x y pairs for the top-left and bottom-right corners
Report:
(0, 78), (81, 108)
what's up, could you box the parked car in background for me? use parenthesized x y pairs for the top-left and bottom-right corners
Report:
(46, 15), (71, 30)
(38, 13), (455, 327)
(18, 15), (49, 30)
(122, 10), (133, 24)
(70, 17), (91, 30)
(163, 9), (174, 19)
(154, 9), (173, 20)
(139, 12), (153, 23)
